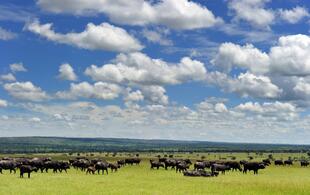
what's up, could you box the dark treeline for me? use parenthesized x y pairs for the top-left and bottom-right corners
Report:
(0, 137), (309, 154)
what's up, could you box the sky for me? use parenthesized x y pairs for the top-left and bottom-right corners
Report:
(1, 0), (310, 144)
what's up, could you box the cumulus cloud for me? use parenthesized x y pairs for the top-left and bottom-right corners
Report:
(0, 73), (16, 82)
(36, 0), (222, 30)
(293, 79), (310, 98)
(235, 101), (298, 120)
(56, 82), (122, 100)
(26, 20), (143, 52)
(0, 27), (17, 40)
(278, 6), (309, 24)
(0, 99), (8, 107)
(228, 0), (274, 28)
(140, 85), (168, 105)
(269, 34), (310, 76)
(228, 1), (309, 28)
(85, 52), (207, 86)
(211, 42), (270, 74)
(124, 88), (144, 103)
(10, 63), (27, 72)
(14, 98), (309, 143)
(29, 117), (41, 122)
(207, 71), (282, 99)
(58, 63), (78, 81)
(142, 28), (172, 46)
(3, 81), (49, 101)
(212, 34), (310, 77)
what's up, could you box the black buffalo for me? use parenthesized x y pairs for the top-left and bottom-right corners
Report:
(225, 161), (242, 171)
(211, 164), (230, 174)
(117, 160), (125, 167)
(125, 158), (141, 165)
(176, 162), (190, 173)
(301, 160), (309, 167)
(86, 166), (96, 174)
(284, 160), (293, 166)
(262, 159), (271, 165)
(20, 165), (38, 178)
(164, 159), (177, 170)
(274, 160), (284, 166)
(109, 163), (120, 172)
(184, 170), (218, 177)
(0, 160), (18, 174)
(95, 161), (109, 175)
(194, 161), (208, 170)
(243, 162), (265, 174)
(150, 160), (164, 169)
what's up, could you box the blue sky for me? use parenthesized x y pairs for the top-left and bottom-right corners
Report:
(1, 0), (310, 144)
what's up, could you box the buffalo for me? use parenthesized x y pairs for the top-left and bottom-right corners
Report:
(125, 158), (141, 165)
(284, 160), (293, 166)
(86, 166), (96, 174)
(194, 161), (209, 170)
(164, 159), (177, 170)
(95, 161), (109, 175)
(274, 160), (284, 166)
(211, 164), (230, 174)
(183, 170), (218, 177)
(150, 160), (164, 170)
(109, 163), (120, 172)
(117, 160), (125, 167)
(243, 162), (265, 174)
(262, 159), (271, 165)
(301, 160), (309, 167)
(20, 165), (38, 178)
(0, 160), (18, 174)
(176, 162), (190, 173)
(225, 161), (242, 172)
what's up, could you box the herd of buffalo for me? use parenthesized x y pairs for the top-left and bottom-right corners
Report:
(0, 156), (309, 178)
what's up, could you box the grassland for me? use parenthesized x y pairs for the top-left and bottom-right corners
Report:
(0, 152), (310, 195)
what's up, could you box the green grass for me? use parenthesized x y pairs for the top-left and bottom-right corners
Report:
(0, 153), (310, 195)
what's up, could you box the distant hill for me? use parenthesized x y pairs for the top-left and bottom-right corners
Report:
(0, 137), (309, 153)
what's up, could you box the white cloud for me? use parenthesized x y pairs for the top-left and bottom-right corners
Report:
(236, 101), (296, 113)
(5, 99), (310, 144)
(29, 117), (41, 122)
(269, 34), (310, 76)
(228, 0), (275, 28)
(0, 27), (16, 40)
(1, 115), (9, 120)
(0, 73), (16, 82)
(0, 99), (8, 107)
(211, 42), (270, 74)
(124, 88), (144, 103)
(293, 79), (310, 98)
(207, 71), (282, 99)
(0, 5), (35, 22)
(278, 6), (309, 24)
(235, 101), (298, 120)
(36, 0), (222, 30)
(214, 103), (228, 113)
(140, 85), (168, 105)
(142, 28), (172, 46)
(212, 34), (310, 77)
(58, 63), (78, 81)
(56, 82), (122, 100)
(10, 63), (27, 72)
(3, 81), (48, 102)
(85, 52), (207, 86)
(26, 20), (143, 52)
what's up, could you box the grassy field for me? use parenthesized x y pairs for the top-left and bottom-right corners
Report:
(0, 152), (310, 195)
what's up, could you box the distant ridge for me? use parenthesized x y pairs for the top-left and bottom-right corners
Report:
(0, 136), (309, 153)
